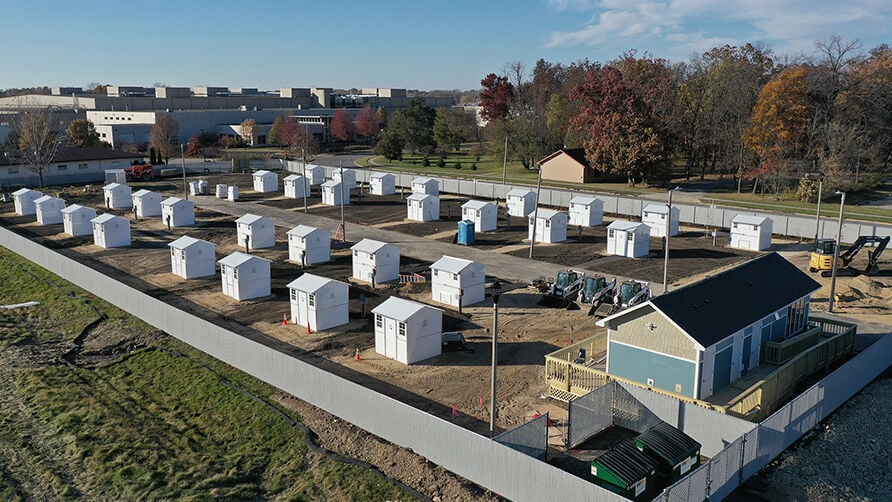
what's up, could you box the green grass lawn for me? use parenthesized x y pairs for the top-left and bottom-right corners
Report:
(0, 248), (414, 501)
(700, 191), (892, 225)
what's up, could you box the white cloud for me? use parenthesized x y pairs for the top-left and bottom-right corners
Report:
(543, 0), (892, 59)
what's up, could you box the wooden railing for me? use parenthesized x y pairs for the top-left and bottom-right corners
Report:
(545, 316), (857, 422)
(762, 325), (822, 366)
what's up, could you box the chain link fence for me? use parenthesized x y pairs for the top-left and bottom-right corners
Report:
(493, 413), (549, 460)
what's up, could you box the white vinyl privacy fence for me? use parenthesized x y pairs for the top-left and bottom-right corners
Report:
(0, 226), (625, 502)
(285, 161), (892, 244)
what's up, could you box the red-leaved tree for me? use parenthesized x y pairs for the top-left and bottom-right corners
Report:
(330, 108), (353, 141)
(355, 104), (379, 139)
(479, 73), (514, 122)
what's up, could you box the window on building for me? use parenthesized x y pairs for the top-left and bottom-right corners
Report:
(232, 267), (238, 279)
(627, 232), (634, 241)
(56, 164), (67, 171)
(398, 322), (406, 336)
(452, 273), (458, 280)
(8, 167), (18, 174)
(545, 219), (550, 228)
(308, 294), (315, 306)
(608, 229), (614, 238)
(375, 314), (383, 328)
(78, 163), (88, 169)
(290, 289), (297, 300)
(433, 269), (438, 277)
(732, 223), (738, 230)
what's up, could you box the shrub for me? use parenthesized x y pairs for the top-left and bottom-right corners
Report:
(422, 157), (430, 167)
(453, 162), (462, 169)
(471, 163), (477, 171)
(437, 158), (446, 168)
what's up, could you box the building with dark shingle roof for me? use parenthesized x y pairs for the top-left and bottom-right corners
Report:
(597, 253), (821, 400)
(591, 440), (658, 501)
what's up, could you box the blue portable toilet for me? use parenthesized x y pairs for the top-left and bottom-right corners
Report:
(458, 220), (476, 245)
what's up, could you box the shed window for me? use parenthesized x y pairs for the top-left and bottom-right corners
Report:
(608, 229), (614, 238)
(732, 223), (738, 230)
(375, 314), (383, 328)
(452, 273), (458, 280)
(308, 294), (315, 306)
(433, 269), (438, 277)
(398, 322), (406, 337)
(232, 267), (238, 279)
(290, 289), (297, 300)
(544, 219), (550, 228)
(627, 232), (634, 241)
(354, 250), (359, 257)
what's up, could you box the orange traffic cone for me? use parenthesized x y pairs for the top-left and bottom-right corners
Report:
(355, 348), (362, 361)
(307, 323), (311, 334)
(283, 313), (288, 326)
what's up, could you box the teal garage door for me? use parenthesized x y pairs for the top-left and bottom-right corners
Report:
(712, 347), (733, 392)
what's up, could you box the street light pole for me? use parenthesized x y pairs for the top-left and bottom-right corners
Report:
(528, 167), (543, 259)
(828, 191), (845, 313)
(180, 144), (188, 200)
(302, 146), (308, 214)
(662, 187), (678, 293)
(502, 135), (508, 185)
(489, 281), (502, 435)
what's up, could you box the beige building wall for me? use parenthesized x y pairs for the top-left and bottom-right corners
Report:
(608, 306), (699, 361)
(541, 154), (585, 183)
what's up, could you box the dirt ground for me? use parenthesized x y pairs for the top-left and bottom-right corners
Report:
(4, 173), (890, 497)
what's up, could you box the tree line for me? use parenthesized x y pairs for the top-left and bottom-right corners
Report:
(476, 36), (891, 198)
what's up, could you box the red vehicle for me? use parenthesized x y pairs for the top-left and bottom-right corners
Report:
(124, 163), (155, 181)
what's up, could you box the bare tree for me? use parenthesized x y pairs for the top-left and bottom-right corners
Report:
(150, 113), (179, 163)
(14, 107), (63, 187)
(239, 119), (257, 146)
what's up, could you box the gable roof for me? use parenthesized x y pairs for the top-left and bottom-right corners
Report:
(412, 176), (436, 184)
(235, 214), (268, 225)
(61, 204), (94, 215)
(103, 182), (127, 191)
(287, 225), (326, 238)
(506, 188), (534, 198)
(407, 192), (436, 201)
(13, 188), (41, 197)
(91, 213), (120, 224)
(635, 422), (701, 464)
(732, 214), (771, 226)
(537, 148), (590, 168)
(252, 169), (273, 177)
(462, 200), (492, 210)
(132, 189), (158, 198)
(372, 297), (439, 321)
(643, 204), (669, 214)
(647, 253), (821, 348)
(287, 273), (345, 293)
(161, 197), (193, 208)
(430, 256), (477, 274)
(569, 195), (598, 205)
(168, 235), (213, 250)
(533, 208), (564, 220)
(283, 174), (302, 182)
(34, 195), (63, 205)
(321, 180), (342, 188)
(218, 251), (269, 268)
(607, 220), (647, 232)
(351, 238), (391, 254)
(370, 172), (393, 179)
(593, 441), (657, 486)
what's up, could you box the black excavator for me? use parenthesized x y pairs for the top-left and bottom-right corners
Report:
(809, 235), (890, 277)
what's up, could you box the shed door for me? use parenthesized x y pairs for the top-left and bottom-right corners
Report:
(712, 347), (733, 392)
(297, 291), (309, 329)
(384, 318), (397, 358)
(741, 334), (752, 371)
(225, 266), (236, 294)
(440, 291), (452, 305)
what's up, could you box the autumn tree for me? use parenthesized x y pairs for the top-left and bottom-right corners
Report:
(375, 107), (388, 130)
(478, 73), (514, 122)
(388, 98), (436, 154)
(14, 108), (63, 187)
(330, 108), (353, 141)
(268, 116), (286, 145)
(279, 117), (313, 159)
(743, 66), (811, 195)
(570, 66), (669, 186)
(374, 131), (404, 160)
(238, 119), (257, 146)
(150, 113), (179, 163)
(184, 136), (202, 157)
(355, 105), (379, 139)
(66, 118), (104, 147)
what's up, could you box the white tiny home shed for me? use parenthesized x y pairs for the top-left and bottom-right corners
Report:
(351, 239), (400, 284)
(304, 164), (325, 185)
(252, 170), (278, 193)
(132, 189), (162, 217)
(13, 188), (43, 215)
(430, 256), (486, 308)
(287, 225), (330, 265)
(730, 215), (773, 251)
(168, 235), (216, 279)
(407, 193), (439, 222)
(607, 220), (650, 258)
(287, 273), (349, 331)
(161, 197), (195, 228)
(461, 200), (497, 232)
(528, 209), (568, 243)
(372, 297), (443, 365)
(506, 188), (537, 218)
(568, 195), (604, 227)
(642, 204), (680, 238)
(283, 174), (311, 199)
(321, 180), (349, 206)
(62, 204), (97, 236)
(369, 172), (396, 195)
(218, 252), (271, 301)
(411, 177), (439, 195)
(333, 168), (357, 188)
(34, 195), (65, 225)
(91, 213), (131, 248)
(235, 214), (275, 250)
(103, 183), (132, 209)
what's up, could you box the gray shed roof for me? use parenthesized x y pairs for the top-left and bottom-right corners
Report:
(235, 214), (268, 225)
(607, 220), (647, 232)
(407, 193), (436, 201)
(168, 235), (213, 250)
(372, 297), (439, 321)
(731, 214), (770, 226)
(286, 273), (345, 293)
(351, 238), (390, 254)
(61, 204), (94, 215)
(569, 195), (598, 205)
(430, 256), (476, 274)
(91, 213), (119, 224)
(643, 204), (669, 214)
(533, 208), (564, 220)
(218, 251), (269, 268)
(506, 188), (534, 197)
(462, 200), (492, 210)
(287, 225), (325, 238)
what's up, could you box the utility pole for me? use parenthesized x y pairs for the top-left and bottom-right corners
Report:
(828, 191), (846, 313)
(180, 144), (188, 200)
(502, 135), (508, 184)
(662, 187), (679, 293)
(489, 281), (502, 435)
(302, 146), (308, 214)
(339, 161), (346, 242)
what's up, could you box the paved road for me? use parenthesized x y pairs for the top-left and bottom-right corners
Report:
(191, 196), (641, 291)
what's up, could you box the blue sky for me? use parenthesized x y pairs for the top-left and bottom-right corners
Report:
(1, 0), (890, 91)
